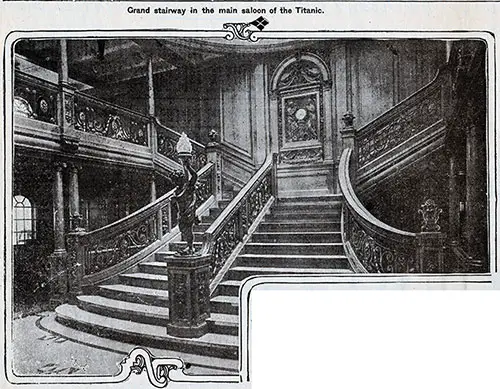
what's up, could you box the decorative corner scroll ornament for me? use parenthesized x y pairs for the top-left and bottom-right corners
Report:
(419, 199), (443, 232)
(122, 348), (184, 388)
(223, 16), (269, 42)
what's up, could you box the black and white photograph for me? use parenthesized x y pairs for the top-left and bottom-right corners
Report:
(1, 3), (499, 389)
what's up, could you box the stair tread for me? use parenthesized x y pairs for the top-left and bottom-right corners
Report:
(238, 253), (347, 259)
(140, 261), (168, 268)
(210, 313), (239, 325)
(99, 284), (170, 299)
(211, 295), (239, 305)
(120, 272), (169, 281)
(253, 231), (341, 236)
(78, 295), (169, 318)
(230, 266), (352, 274)
(39, 314), (239, 373)
(245, 242), (343, 247)
(56, 304), (238, 346)
(79, 295), (238, 325)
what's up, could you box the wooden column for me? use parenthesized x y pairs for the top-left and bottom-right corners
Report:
(448, 152), (460, 242)
(464, 123), (487, 266)
(52, 162), (67, 255)
(147, 57), (157, 155)
(58, 39), (78, 150)
(69, 164), (83, 231)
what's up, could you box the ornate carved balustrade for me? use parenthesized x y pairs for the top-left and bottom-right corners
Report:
(155, 118), (207, 172)
(200, 154), (277, 281)
(73, 92), (149, 146)
(339, 148), (448, 273)
(66, 163), (215, 289)
(14, 71), (58, 124)
(355, 67), (450, 179)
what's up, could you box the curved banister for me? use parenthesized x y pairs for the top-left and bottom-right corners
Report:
(67, 162), (215, 278)
(339, 148), (418, 273)
(78, 188), (176, 244)
(339, 149), (415, 238)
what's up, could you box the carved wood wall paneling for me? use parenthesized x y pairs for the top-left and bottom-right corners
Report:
(220, 65), (254, 160)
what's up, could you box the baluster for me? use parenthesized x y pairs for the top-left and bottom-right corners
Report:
(271, 153), (279, 198)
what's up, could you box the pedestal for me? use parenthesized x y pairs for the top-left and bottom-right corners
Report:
(165, 253), (211, 338)
(416, 232), (446, 273)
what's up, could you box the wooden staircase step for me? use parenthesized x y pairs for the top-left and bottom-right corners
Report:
(251, 231), (342, 243)
(38, 314), (239, 374)
(267, 210), (340, 220)
(138, 261), (169, 275)
(226, 266), (353, 280)
(77, 295), (169, 326)
(217, 280), (242, 297)
(98, 284), (169, 306)
(258, 220), (341, 232)
(211, 295), (239, 315)
(119, 272), (169, 289)
(278, 195), (342, 203)
(55, 304), (239, 360)
(236, 254), (351, 269)
(244, 242), (345, 255)
(274, 201), (341, 212)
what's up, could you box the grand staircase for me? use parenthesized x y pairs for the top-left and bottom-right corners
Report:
(48, 195), (353, 374)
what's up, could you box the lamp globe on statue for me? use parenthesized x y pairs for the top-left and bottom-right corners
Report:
(176, 132), (193, 164)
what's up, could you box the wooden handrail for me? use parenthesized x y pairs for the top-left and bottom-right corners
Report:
(339, 148), (416, 239)
(356, 66), (449, 137)
(67, 162), (215, 278)
(201, 155), (273, 253)
(75, 90), (150, 120)
(199, 154), (276, 280)
(153, 117), (206, 151)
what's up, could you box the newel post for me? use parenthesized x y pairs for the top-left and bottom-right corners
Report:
(65, 231), (86, 302)
(416, 199), (446, 273)
(165, 133), (211, 338)
(340, 112), (357, 179)
(206, 129), (222, 204)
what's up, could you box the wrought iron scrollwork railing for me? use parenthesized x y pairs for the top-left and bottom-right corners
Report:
(67, 163), (215, 276)
(74, 92), (149, 146)
(155, 118), (207, 172)
(200, 154), (276, 280)
(14, 71), (58, 124)
(339, 148), (420, 273)
(355, 67), (449, 170)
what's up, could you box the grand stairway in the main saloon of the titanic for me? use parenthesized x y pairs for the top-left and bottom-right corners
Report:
(50, 195), (352, 374)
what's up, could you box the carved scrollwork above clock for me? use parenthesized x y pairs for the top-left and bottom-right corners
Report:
(271, 52), (330, 165)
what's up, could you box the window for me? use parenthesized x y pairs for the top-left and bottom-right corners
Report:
(13, 195), (36, 245)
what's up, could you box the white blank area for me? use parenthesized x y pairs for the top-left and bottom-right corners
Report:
(251, 289), (500, 389)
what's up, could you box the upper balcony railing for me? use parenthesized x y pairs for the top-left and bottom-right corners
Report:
(73, 91), (149, 146)
(14, 71), (58, 124)
(13, 69), (206, 171)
